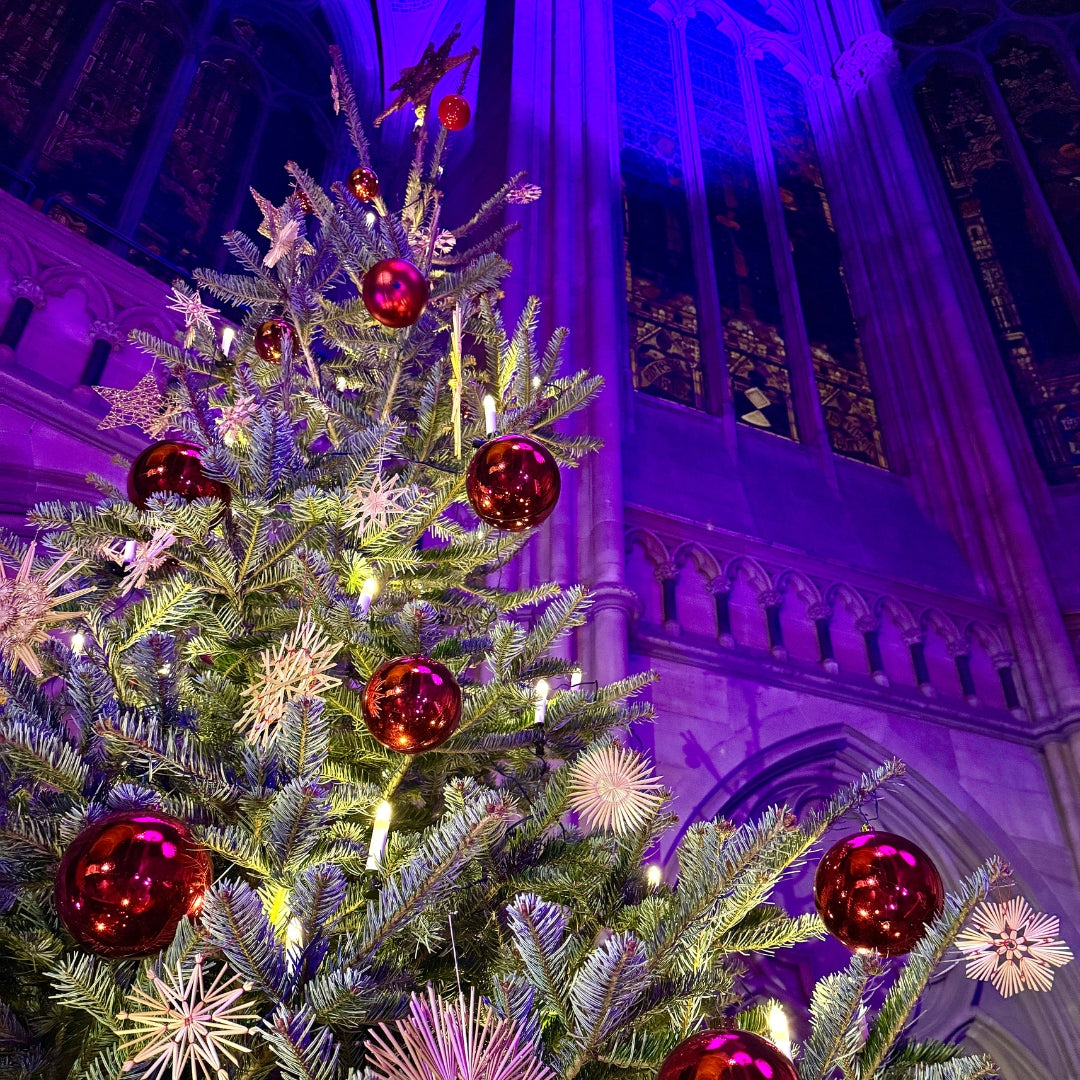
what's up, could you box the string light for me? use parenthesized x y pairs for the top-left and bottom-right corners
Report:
(645, 865), (663, 888)
(570, 669), (582, 689)
(70, 631), (86, 655)
(285, 917), (305, 949)
(366, 800), (393, 871)
(532, 679), (550, 726)
(482, 394), (497, 435)
(221, 326), (235, 356)
(365, 211), (378, 228)
(768, 1003), (792, 1059)
(359, 576), (378, 616)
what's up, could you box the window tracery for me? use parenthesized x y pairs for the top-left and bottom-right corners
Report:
(891, 2), (1080, 482)
(615, 0), (888, 467)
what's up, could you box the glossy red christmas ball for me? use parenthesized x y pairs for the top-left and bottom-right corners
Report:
(362, 655), (462, 754)
(362, 258), (429, 328)
(814, 830), (945, 957)
(54, 811), (212, 957)
(127, 441), (229, 510)
(466, 434), (561, 531)
(254, 317), (293, 363)
(657, 1030), (798, 1080)
(348, 166), (380, 202)
(438, 94), (471, 131)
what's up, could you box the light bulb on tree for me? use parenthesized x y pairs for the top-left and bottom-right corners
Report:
(366, 800), (393, 870)
(533, 679), (550, 726)
(768, 1004), (792, 1059)
(483, 394), (497, 435)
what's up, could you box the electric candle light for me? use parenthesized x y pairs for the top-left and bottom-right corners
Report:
(220, 326), (235, 356)
(285, 917), (305, 949)
(483, 394), (497, 435)
(533, 679), (550, 726)
(768, 1003), (792, 1059)
(570, 669), (583, 689)
(366, 800), (393, 871)
(70, 631), (86, 655)
(359, 576), (378, 616)
(646, 864), (663, 889)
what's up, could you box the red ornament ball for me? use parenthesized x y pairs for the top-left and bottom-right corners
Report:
(127, 441), (229, 510)
(254, 317), (293, 363)
(438, 94), (471, 131)
(362, 258), (430, 328)
(293, 187), (314, 214)
(348, 166), (380, 202)
(466, 434), (561, 531)
(362, 655), (462, 754)
(54, 810), (212, 958)
(814, 830), (945, 957)
(658, 1030), (798, 1080)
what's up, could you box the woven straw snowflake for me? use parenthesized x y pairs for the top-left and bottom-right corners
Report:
(566, 743), (664, 835)
(507, 183), (542, 205)
(251, 189), (314, 268)
(115, 529), (176, 595)
(345, 474), (410, 536)
(95, 372), (179, 437)
(367, 986), (551, 1080)
(956, 897), (1074, 997)
(118, 956), (259, 1080)
(0, 544), (88, 677)
(239, 617), (340, 747)
(216, 394), (260, 446)
(166, 284), (218, 333)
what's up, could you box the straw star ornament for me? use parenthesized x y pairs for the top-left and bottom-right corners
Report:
(240, 617), (340, 748)
(0, 544), (88, 676)
(566, 743), (664, 835)
(956, 896), (1073, 997)
(373, 25), (478, 127)
(117, 956), (259, 1080)
(367, 986), (552, 1080)
(345, 473), (410, 535)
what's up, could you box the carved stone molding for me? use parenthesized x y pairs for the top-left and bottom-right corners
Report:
(649, 0), (697, 28)
(10, 277), (45, 309)
(834, 31), (899, 96)
(590, 582), (643, 620)
(654, 560), (680, 583)
(87, 319), (124, 347)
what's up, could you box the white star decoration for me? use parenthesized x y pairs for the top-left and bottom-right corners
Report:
(566, 743), (664, 835)
(95, 373), (179, 437)
(216, 394), (260, 446)
(166, 284), (218, 333)
(118, 956), (259, 1080)
(345, 474), (410, 536)
(0, 544), (88, 677)
(239, 617), (340, 747)
(507, 183), (542, 205)
(367, 986), (552, 1080)
(956, 897), (1073, 997)
(251, 189), (314, 268)
(105, 529), (176, 595)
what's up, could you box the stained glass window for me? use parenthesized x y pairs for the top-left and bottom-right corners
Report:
(615, 0), (704, 409)
(757, 55), (887, 466)
(915, 63), (1080, 480)
(35, 1), (184, 222)
(0, 0), (102, 161)
(687, 17), (797, 439)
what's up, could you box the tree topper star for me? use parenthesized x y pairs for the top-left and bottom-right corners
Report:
(374, 25), (478, 127)
(95, 372), (179, 437)
(250, 189), (314, 267)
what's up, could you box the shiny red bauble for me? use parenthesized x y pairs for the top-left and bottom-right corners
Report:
(466, 434), (561, 531)
(348, 166), (380, 202)
(438, 94), (471, 131)
(362, 258), (430, 328)
(814, 830), (945, 957)
(657, 1030), (797, 1080)
(54, 810), (212, 957)
(127, 441), (229, 510)
(253, 317), (293, 363)
(362, 655), (462, 754)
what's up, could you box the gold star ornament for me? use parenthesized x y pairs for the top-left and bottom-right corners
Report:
(95, 372), (178, 437)
(374, 25), (478, 127)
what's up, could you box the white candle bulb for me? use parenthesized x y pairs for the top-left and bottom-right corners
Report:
(365, 211), (378, 228)
(122, 539), (137, 563)
(645, 864), (663, 888)
(285, 917), (305, 949)
(221, 326), (235, 356)
(533, 679), (550, 726)
(366, 799), (393, 870)
(70, 631), (86, 655)
(359, 576), (378, 616)
(570, 669), (583, 689)
(483, 394), (498, 435)
(768, 1003), (792, 1059)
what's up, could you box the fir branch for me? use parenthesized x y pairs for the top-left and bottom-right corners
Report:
(202, 880), (289, 1001)
(505, 893), (572, 1019)
(798, 954), (877, 1080)
(263, 1005), (340, 1080)
(45, 954), (122, 1031)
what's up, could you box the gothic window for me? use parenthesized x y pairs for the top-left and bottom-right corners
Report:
(0, 0), (341, 276)
(615, 0), (704, 410)
(614, 0), (889, 468)
(891, 1), (1080, 481)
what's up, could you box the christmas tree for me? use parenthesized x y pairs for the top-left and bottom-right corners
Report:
(0, 37), (1015, 1080)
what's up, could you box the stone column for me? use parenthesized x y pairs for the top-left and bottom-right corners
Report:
(505, 0), (633, 688)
